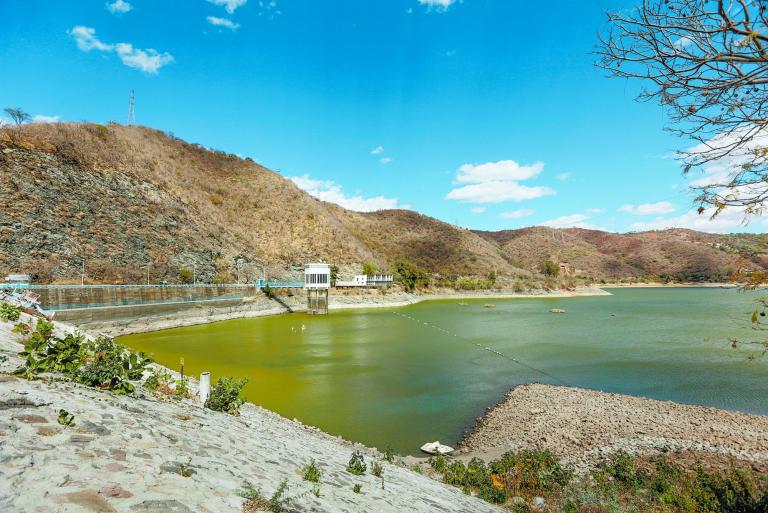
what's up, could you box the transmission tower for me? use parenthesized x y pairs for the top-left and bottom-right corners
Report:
(127, 90), (135, 125)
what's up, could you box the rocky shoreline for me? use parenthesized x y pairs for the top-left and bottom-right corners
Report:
(0, 317), (501, 513)
(458, 383), (768, 471)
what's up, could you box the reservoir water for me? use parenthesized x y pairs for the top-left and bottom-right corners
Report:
(119, 288), (768, 454)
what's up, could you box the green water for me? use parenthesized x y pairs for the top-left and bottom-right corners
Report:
(119, 288), (768, 454)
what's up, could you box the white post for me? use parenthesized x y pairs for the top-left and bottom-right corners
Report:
(199, 372), (211, 404)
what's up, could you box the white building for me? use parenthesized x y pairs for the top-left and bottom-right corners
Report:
(335, 274), (393, 288)
(304, 263), (331, 289)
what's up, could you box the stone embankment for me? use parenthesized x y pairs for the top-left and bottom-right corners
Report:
(0, 320), (501, 513)
(460, 383), (768, 471)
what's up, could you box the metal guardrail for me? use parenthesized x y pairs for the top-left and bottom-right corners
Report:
(0, 282), (305, 290)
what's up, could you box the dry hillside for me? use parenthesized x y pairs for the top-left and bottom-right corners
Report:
(1, 122), (765, 284)
(0, 123), (521, 283)
(475, 226), (768, 282)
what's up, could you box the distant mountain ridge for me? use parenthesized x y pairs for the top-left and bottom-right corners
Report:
(0, 123), (765, 284)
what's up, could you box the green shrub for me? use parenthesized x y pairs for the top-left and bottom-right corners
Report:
(269, 479), (291, 512)
(393, 258), (430, 292)
(362, 262), (379, 275)
(347, 450), (367, 475)
(13, 323), (151, 395)
(303, 459), (321, 483)
(178, 268), (194, 284)
(352, 484), (362, 494)
(383, 446), (396, 463)
(429, 453), (448, 473)
(372, 461), (384, 478)
(205, 376), (248, 415)
(57, 409), (75, 427)
(0, 301), (21, 322)
(539, 260), (559, 277)
(143, 368), (172, 391)
(237, 480), (270, 511)
(174, 376), (190, 398)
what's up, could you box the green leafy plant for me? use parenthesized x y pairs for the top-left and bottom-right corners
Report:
(383, 446), (395, 463)
(302, 459), (321, 483)
(311, 485), (320, 498)
(11, 322), (30, 335)
(372, 461), (383, 478)
(175, 376), (190, 398)
(143, 368), (172, 392)
(13, 324), (151, 395)
(237, 480), (271, 512)
(410, 464), (423, 474)
(393, 258), (430, 292)
(205, 376), (248, 415)
(347, 450), (367, 476)
(57, 409), (75, 427)
(352, 483), (362, 494)
(0, 301), (21, 322)
(269, 478), (291, 512)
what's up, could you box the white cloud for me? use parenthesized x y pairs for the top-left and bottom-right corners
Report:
(446, 181), (555, 204)
(418, 0), (458, 11)
(619, 201), (676, 215)
(207, 16), (240, 30)
(541, 213), (608, 231)
(556, 172), (571, 181)
(500, 209), (534, 219)
(371, 146), (384, 155)
(32, 115), (60, 124)
(106, 0), (132, 13)
(586, 208), (605, 214)
(446, 159), (555, 204)
(208, 0), (247, 14)
(471, 207), (486, 214)
(69, 26), (114, 52)
(379, 157), (392, 165)
(629, 207), (759, 233)
(115, 43), (174, 74)
(455, 160), (543, 183)
(290, 174), (407, 212)
(68, 26), (173, 74)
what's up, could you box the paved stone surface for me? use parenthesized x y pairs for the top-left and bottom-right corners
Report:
(0, 318), (500, 513)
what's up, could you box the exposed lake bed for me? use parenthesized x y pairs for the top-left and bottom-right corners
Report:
(119, 287), (768, 455)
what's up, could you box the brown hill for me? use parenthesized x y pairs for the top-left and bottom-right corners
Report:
(474, 226), (768, 282)
(1, 122), (764, 285)
(0, 123), (519, 283)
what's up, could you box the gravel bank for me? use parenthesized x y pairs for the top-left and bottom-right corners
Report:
(459, 383), (768, 470)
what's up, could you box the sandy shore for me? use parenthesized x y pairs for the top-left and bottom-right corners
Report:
(459, 383), (768, 470)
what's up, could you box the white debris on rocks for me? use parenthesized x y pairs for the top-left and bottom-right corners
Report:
(459, 383), (768, 472)
(0, 320), (501, 513)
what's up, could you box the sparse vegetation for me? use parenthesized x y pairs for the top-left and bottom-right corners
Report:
(13, 321), (152, 395)
(362, 262), (379, 275)
(0, 301), (21, 322)
(352, 483), (362, 494)
(205, 376), (248, 415)
(539, 259), (560, 277)
(57, 409), (75, 427)
(429, 448), (768, 512)
(302, 459), (321, 483)
(393, 258), (430, 292)
(346, 450), (367, 476)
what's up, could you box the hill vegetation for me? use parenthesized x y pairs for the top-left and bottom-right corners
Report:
(1, 122), (765, 286)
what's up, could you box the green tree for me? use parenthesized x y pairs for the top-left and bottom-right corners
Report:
(362, 262), (379, 276)
(178, 268), (194, 284)
(539, 260), (559, 277)
(330, 265), (339, 286)
(393, 258), (429, 292)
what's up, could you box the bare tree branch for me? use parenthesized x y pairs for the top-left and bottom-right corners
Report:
(598, 0), (768, 215)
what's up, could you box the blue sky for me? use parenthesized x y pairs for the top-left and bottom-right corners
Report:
(1, 0), (764, 233)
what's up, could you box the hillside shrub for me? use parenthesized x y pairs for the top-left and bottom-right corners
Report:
(362, 262), (379, 275)
(178, 268), (194, 284)
(302, 459), (321, 483)
(539, 260), (560, 277)
(205, 376), (248, 415)
(393, 258), (430, 292)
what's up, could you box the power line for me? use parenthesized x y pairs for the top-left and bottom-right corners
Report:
(391, 310), (572, 386)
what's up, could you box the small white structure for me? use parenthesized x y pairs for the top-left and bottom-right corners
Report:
(304, 263), (330, 314)
(304, 263), (331, 289)
(336, 274), (394, 288)
(199, 372), (211, 404)
(4, 274), (30, 284)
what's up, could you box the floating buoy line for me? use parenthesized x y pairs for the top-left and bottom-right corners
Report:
(391, 310), (572, 387)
